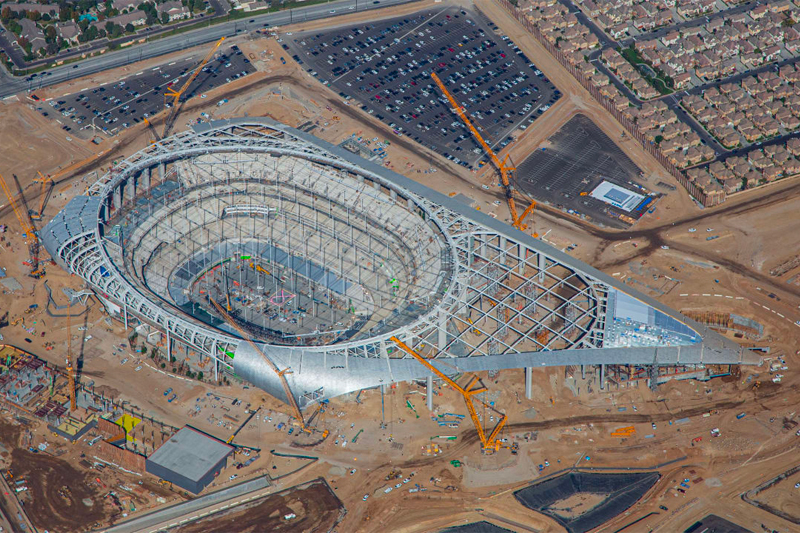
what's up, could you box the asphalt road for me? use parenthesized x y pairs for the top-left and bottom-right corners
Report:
(100, 475), (273, 533)
(0, 0), (417, 99)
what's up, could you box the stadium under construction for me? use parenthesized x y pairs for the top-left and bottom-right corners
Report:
(40, 118), (759, 408)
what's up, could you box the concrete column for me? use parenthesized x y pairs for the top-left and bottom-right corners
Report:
(159, 162), (165, 182)
(124, 178), (134, 205)
(437, 311), (447, 352)
(143, 167), (151, 191)
(426, 375), (434, 411)
(525, 367), (533, 400)
(538, 252), (546, 283)
(599, 364), (605, 390)
(113, 186), (122, 211)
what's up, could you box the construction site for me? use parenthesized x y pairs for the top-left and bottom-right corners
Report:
(0, 1), (798, 532)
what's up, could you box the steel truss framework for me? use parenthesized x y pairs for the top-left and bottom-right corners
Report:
(41, 118), (757, 406)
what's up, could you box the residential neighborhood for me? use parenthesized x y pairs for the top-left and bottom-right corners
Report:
(516, 0), (800, 205)
(0, 0), (203, 60)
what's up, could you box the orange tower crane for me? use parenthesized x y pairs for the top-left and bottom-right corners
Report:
(209, 297), (322, 436)
(0, 172), (43, 278)
(162, 37), (225, 137)
(390, 336), (508, 453)
(430, 72), (537, 236)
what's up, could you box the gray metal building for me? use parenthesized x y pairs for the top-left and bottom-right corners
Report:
(146, 426), (234, 494)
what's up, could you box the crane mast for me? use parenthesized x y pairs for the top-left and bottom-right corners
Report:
(208, 297), (309, 432)
(162, 37), (225, 137)
(66, 301), (77, 410)
(0, 172), (43, 278)
(430, 72), (536, 235)
(390, 336), (508, 453)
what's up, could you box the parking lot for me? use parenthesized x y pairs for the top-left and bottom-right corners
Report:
(515, 114), (652, 229)
(39, 44), (256, 137)
(285, 5), (560, 168)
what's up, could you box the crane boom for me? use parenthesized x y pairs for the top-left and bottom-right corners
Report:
(163, 37), (225, 137)
(0, 172), (42, 278)
(208, 297), (306, 428)
(430, 72), (536, 233)
(390, 336), (507, 452)
(33, 171), (54, 220)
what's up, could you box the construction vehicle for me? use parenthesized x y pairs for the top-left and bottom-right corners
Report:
(162, 37), (226, 137)
(30, 171), (54, 220)
(209, 297), (327, 439)
(0, 172), (44, 278)
(390, 336), (508, 453)
(431, 72), (537, 236)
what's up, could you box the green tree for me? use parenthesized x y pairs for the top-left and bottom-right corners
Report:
(160, 10), (169, 24)
(125, 22), (134, 32)
(45, 24), (56, 41)
(0, 7), (11, 22)
(654, 135), (664, 144)
(197, 372), (203, 381)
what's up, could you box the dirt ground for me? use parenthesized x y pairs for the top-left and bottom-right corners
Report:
(174, 478), (344, 533)
(1, 0), (800, 532)
(10, 447), (108, 532)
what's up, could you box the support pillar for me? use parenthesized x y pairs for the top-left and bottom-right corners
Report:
(143, 167), (151, 192)
(538, 252), (546, 283)
(158, 162), (165, 182)
(123, 305), (128, 331)
(525, 367), (532, 400)
(113, 186), (122, 211)
(599, 364), (605, 390)
(426, 375), (434, 411)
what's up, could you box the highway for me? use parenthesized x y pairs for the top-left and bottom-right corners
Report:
(0, 0), (417, 99)
(100, 475), (273, 533)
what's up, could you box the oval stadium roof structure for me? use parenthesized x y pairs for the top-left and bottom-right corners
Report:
(41, 118), (759, 407)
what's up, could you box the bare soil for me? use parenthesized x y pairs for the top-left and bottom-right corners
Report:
(10, 448), (108, 532)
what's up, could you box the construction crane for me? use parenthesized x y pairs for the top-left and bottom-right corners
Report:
(390, 336), (508, 453)
(0, 172), (44, 278)
(208, 297), (315, 436)
(143, 118), (161, 144)
(31, 171), (54, 221)
(430, 72), (537, 236)
(66, 301), (77, 410)
(162, 37), (225, 137)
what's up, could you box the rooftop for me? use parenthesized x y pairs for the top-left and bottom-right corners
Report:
(148, 426), (233, 481)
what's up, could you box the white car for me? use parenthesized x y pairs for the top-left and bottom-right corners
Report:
(395, 483), (402, 488)
(229, 474), (238, 481)
(402, 478), (410, 484)
(688, 228), (697, 233)
(384, 487), (393, 493)
(362, 494), (369, 500)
